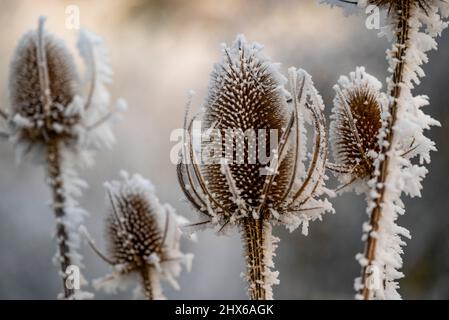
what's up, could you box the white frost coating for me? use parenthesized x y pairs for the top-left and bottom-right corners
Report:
(77, 29), (126, 151)
(261, 222), (280, 299)
(359, 3), (448, 300)
(93, 172), (193, 300)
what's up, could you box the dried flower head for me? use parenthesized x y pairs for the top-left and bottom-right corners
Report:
(86, 172), (193, 300)
(178, 35), (333, 299)
(7, 17), (125, 159)
(329, 67), (385, 190)
(9, 17), (80, 146)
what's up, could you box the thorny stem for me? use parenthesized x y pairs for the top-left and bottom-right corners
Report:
(242, 217), (270, 300)
(360, 0), (411, 300)
(46, 141), (74, 299)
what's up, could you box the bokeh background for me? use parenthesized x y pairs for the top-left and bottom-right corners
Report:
(0, 0), (448, 299)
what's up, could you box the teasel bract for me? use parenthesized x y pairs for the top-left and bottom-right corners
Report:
(2, 17), (125, 299)
(177, 35), (333, 300)
(320, 0), (449, 299)
(83, 172), (193, 300)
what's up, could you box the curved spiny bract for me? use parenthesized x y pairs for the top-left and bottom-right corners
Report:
(177, 35), (333, 299)
(91, 172), (193, 300)
(329, 67), (384, 191)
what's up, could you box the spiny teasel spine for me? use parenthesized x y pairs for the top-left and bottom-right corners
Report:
(85, 172), (193, 300)
(329, 67), (384, 190)
(177, 35), (333, 300)
(5, 16), (124, 299)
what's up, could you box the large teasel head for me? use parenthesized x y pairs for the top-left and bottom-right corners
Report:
(86, 172), (193, 300)
(177, 35), (333, 300)
(6, 17), (125, 158)
(177, 35), (333, 234)
(328, 67), (385, 191)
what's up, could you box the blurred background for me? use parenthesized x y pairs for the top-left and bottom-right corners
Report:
(0, 0), (448, 299)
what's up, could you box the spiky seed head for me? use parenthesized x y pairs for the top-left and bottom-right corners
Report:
(9, 19), (80, 145)
(330, 67), (384, 180)
(200, 35), (293, 220)
(104, 173), (167, 269)
(92, 172), (192, 299)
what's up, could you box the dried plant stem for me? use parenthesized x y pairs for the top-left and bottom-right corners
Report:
(242, 217), (270, 300)
(140, 264), (160, 300)
(46, 140), (74, 299)
(360, 0), (411, 300)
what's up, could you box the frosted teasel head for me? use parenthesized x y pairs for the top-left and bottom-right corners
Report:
(7, 17), (125, 160)
(85, 172), (193, 300)
(177, 35), (333, 235)
(328, 67), (386, 192)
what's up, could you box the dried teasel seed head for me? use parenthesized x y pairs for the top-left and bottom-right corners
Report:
(329, 67), (385, 184)
(178, 35), (332, 233)
(93, 172), (192, 299)
(200, 35), (293, 221)
(9, 17), (80, 145)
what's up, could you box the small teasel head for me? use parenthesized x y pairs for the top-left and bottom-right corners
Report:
(87, 172), (193, 299)
(329, 67), (385, 190)
(8, 17), (81, 147)
(178, 34), (333, 234)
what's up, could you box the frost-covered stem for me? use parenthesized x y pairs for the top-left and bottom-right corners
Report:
(46, 140), (73, 299)
(360, 0), (411, 300)
(242, 217), (271, 300)
(140, 264), (162, 300)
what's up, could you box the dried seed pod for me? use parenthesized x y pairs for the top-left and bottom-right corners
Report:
(178, 35), (333, 299)
(88, 172), (193, 300)
(9, 18), (80, 145)
(329, 67), (385, 189)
